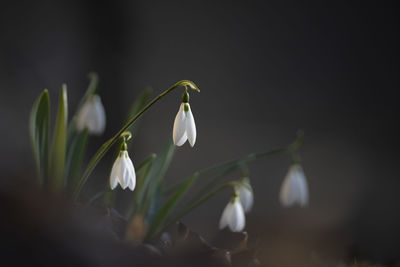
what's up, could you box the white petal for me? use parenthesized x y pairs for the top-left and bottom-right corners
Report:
(185, 104), (196, 147)
(229, 199), (245, 232)
(116, 157), (125, 189)
(175, 132), (188, 147)
(124, 152), (136, 191)
(293, 166), (308, 206)
(128, 175), (135, 191)
(85, 106), (97, 133)
(119, 152), (130, 189)
(122, 167), (131, 189)
(115, 159), (124, 188)
(76, 101), (90, 131)
(173, 103), (187, 146)
(279, 171), (295, 206)
(109, 156), (121, 190)
(76, 95), (106, 135)
(279, 164), (309, 207)
(219, 201), (233, 229)
(92, 95), (106, 135)
(238, 179), (254, 213)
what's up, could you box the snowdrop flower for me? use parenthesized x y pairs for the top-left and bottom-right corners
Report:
(279, 164), (309, 207)
(235, 178), (254, 213)
(172, 90), (196, 147)
(219, 194), (246, 232)
(110, 143), (136, 191)
(77, 94), (106, 135)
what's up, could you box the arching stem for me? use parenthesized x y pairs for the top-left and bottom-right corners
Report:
(72, 80), (199, 201)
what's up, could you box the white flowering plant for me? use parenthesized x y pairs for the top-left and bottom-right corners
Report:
(29, 72), (308, 243)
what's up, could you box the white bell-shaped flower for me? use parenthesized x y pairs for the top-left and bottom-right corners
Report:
(110, 150), (136, 191)
(173, 102), (196, 147)
(279, 164), (309, 207)
(235, 178), (254, 213)
(77, 94), (106, 135)
(219, 195), (245, 232)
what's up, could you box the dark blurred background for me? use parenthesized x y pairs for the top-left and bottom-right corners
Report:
(0, 0), (399, 265)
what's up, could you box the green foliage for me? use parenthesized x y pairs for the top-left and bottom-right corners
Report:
(30, 74), (98, 191)
(125, 153), (156, 218)
(72, 80), (198, 200)
(29, 89), (50, 185)
(137, 140), (175, 216)
(65, 129), (89, 191)
(64, 73), (98, 190)
(144, 147), (288, 239)
(49, 85), (68, 190)
(146, 172), (198, 239)
(29, 74), (304, 244)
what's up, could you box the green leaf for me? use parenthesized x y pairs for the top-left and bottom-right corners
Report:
(72, 138), (114, 200)
(145, 183), (163, 223)
(64, 73), (98, 193)
(145, 173), (199, 240)
(65, 129), (89, 191)
(125, 153), (156, 218)
(29, 89), (50, 185)
(49, 85), (68, 190)
(103, 190), (117, 208)
(79, 72), (99, 106)
(137, 139), (175, 214)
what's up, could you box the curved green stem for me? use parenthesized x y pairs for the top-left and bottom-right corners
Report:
(151, 132), (304, 237)
(164, 131), (303, 199)
(72, 80), (199, 201)
(120, 131), (132, 142)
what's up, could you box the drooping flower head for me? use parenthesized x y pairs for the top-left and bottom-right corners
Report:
(109, 133), (136, 191)
(173, 89), (196, 147)
(279, 164), (309, 207)
(77, 94), (106, 135)
(219, 193), (246, 232)
(235, 177), (254, 213)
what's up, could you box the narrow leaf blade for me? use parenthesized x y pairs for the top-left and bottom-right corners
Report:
(125, 153), (156, 218)
(66, 129), (89, 191)
(29, 89), (50, 185)
(50, 85), (68, 190)
(146, 173), (198, 239)
(137, 139), (175, 213)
